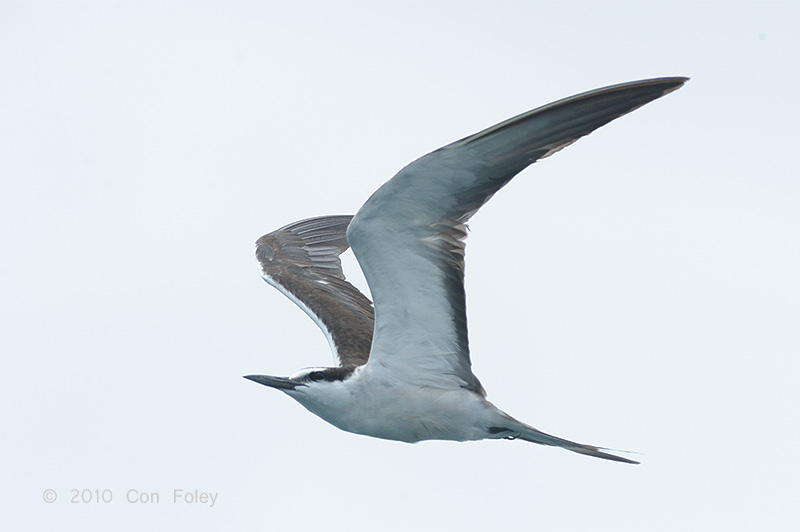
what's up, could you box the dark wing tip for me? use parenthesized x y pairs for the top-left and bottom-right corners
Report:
(257, 215), (354, 246)
(256, 214), (357, 280)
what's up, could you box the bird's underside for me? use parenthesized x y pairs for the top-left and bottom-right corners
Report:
(247, 77), (687, 464)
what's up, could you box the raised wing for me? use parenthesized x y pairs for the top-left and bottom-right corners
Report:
(346, 77), (687, 391)
(256, 215), (374, 367)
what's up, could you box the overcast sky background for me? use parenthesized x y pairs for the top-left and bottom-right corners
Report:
(2, 1), (798, 531)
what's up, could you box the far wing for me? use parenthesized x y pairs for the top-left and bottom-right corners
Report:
(256, 215), (374, 366)
(346, 77), (686, 391)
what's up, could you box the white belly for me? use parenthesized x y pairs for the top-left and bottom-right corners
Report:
(291, 368), (508, 443)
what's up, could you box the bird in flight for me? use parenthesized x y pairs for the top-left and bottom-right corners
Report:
(246, 77), (687, 463)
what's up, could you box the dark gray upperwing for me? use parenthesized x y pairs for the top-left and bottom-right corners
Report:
(256, 215), (374, 367)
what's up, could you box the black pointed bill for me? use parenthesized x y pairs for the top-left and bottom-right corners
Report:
(244, 374), (303, 390)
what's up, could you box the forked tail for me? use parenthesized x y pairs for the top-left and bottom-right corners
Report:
(500, 419), (640, 464)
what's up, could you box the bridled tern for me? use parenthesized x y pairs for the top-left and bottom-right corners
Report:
(246, 77), (687, 463)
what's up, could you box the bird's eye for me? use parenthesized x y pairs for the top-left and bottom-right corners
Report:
(309, 371), (325, 382)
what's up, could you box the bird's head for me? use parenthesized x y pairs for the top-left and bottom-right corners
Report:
(244, 365), (358, 409)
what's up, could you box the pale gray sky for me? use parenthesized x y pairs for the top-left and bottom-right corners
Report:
(2, 2), (798, 531)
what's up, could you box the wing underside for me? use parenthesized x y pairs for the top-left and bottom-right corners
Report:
(346, 77), (687, 387)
